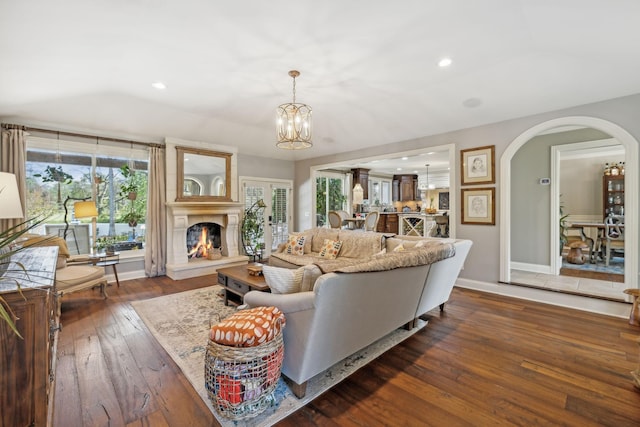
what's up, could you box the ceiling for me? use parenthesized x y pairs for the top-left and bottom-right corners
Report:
(2, 1), (640, 162)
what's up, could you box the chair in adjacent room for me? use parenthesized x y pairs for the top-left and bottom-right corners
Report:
(603, 215), (625, 266)
(328, 211), (343, 229)
(434, 215), (450, 237)
(364, 211), (380, 231)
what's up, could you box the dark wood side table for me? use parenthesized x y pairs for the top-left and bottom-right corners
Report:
(216, 264), (269, 306)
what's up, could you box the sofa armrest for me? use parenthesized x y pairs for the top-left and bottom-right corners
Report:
(243, 291), (315, 314)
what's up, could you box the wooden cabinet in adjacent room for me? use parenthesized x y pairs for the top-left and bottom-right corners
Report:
(603, 175), (624, 217)
(0, 247), (59, 427)
(351, 168), (370, 200)
(378, 213), (398, 234)
(392, 174), (418, 201)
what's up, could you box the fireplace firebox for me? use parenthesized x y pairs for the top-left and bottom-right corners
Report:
(186, 222), (222, 259)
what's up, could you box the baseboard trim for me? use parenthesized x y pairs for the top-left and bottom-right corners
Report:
(455, 277), (630, 319)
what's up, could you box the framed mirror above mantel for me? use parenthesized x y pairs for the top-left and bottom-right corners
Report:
(176, 146), (232, 202)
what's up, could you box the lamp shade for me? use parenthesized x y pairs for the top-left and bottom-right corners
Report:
(74, 201), (98, 218)
(352, 183), (364, 205)
(0, 172), (24, 219)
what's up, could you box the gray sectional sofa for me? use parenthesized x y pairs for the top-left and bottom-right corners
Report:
(244, 228), (472, 398)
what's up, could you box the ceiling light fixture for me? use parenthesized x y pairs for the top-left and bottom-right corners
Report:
(276, 70), (312, 150)
(426, 164), (436, 189)
(151, 81), (166, 90)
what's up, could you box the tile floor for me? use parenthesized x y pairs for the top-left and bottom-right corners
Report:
(510, 269), (628, 301)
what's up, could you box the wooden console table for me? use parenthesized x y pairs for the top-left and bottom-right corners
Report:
(0, 246), (59, 427)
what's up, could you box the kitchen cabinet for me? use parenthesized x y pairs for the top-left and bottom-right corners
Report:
(351, 168), (370, 200)
(393, 174), (418, 201)
(603, 175), (624, 217)
(378, 213), (398, 234)
(0, 247), (59, 427)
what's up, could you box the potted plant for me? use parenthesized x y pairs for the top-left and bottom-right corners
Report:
(241, 199), (266, 260)
(119, 164), (138, 200)
(34, 165), (73, 204)
(426, 197), (437, 214)
(96, 235), (117, 255)
(122, 211), (143, 228)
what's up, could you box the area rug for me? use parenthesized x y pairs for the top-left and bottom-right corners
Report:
(562, 255), (624, 275)
(131, 285), (426, 426)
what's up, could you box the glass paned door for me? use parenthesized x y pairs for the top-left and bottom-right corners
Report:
(242, 180), (292, 259)
(315, 173), (348, 227)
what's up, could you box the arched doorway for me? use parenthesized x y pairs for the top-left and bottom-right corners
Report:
(500, 116), (638, 290)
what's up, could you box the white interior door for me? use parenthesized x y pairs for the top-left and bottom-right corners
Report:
(241, 179), (292, 258)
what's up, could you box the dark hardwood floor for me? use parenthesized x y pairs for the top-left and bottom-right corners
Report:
(54, 275), (640, 426)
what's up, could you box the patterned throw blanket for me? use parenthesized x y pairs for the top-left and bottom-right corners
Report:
(313, 241), (456, 274)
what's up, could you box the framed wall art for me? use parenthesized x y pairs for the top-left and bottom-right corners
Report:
(461, 145), (495, 185)
(461, 187), (495, 225)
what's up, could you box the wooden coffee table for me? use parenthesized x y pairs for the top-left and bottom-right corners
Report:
(216, 264), (269, 306)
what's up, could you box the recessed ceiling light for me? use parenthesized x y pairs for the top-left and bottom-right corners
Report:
(438, 57), (452, 68)
(151, 81), (167, 90)
(402, 157), (408, 160)
(396, 167), (402, 171)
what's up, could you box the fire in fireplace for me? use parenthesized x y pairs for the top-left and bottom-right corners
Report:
(186, 223), (222, 259)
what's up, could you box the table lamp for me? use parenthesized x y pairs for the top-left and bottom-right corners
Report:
(0, 172), (24, 220)
(74, 201), (98, 253)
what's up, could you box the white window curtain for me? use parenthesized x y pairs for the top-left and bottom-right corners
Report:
(144, 146), (167, 277)
(0, 128), (27, 231)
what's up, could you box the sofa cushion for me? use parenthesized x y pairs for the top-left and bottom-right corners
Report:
(311, 228), (339, 253)
(55, 264), (104, 286)
(263, 265), (305, 294)
(337, 230), (385, 258)
(385, 237), (428, 252)
(268, 253), (320, 268)
(319, 239), (342, 259)
(300, 264), (323, 292)
(209, 306), (286, 347)
(23, 234), (71, 258)
(314, 241), (457, 274)
(285, 234), (306, 256)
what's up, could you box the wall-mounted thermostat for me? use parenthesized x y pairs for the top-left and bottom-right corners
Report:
(539, 178), (550, 185)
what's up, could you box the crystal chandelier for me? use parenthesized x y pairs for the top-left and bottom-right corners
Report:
(276, 70), (312, 149)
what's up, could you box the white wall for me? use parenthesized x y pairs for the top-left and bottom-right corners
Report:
(293, 93), (640, 287)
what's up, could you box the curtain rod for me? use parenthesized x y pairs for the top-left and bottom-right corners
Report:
(1, 123), (164, 149)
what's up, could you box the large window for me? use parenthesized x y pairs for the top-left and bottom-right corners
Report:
(26, 138), (148, 255)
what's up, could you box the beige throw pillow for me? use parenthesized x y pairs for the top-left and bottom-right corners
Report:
(262, 265), (305, 294)
(285, 234), (306, 255)
(319, 239), (342, 259)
